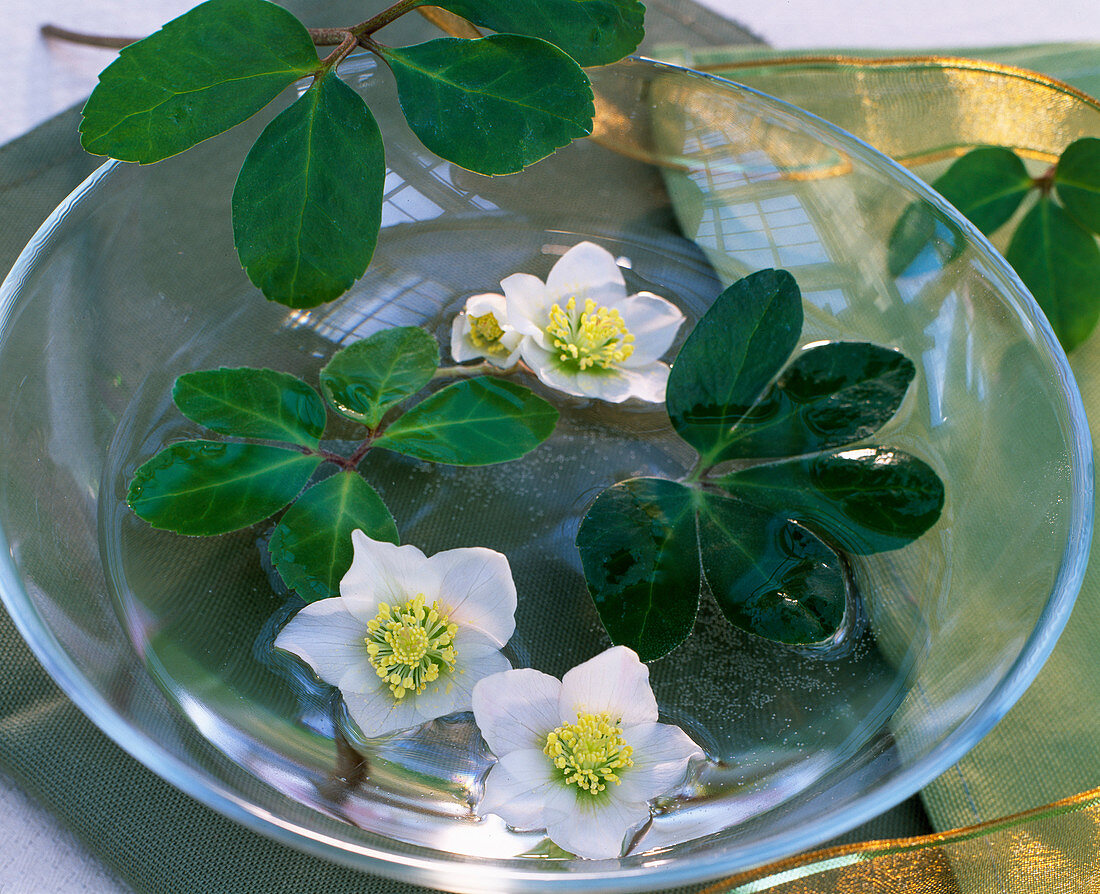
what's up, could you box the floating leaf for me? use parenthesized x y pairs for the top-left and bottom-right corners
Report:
(666, 269), (802, 465)
(932, 146), (1033, 235)
(233, 71), (385, 308)
(375, 377), (558, 465)
(576, 478), (699, 661)
(718, 447), (945, 554)
(722, 342), (915, 459)
(1005, 195), (1100, 352)
(319, 327), (439, 428)
(270, 471), (398, 600)
(80, 0), (319, 163)
(378, 35), (593, 176)
(431, 0), (645, 67)
(173, 368), (326, 446)
(1055, 137), (1100, 234)
(128, 440), (320, 535)
(697, 493), (846, 644)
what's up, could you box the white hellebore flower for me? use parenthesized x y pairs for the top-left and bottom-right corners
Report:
(450, 292), (524, 368)
(472, 646), (703, 860)
(275, 530), (516, 739)
(505, 241), (685, 403)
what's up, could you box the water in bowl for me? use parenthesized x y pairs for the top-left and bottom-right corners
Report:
(98, 226), (930, 857)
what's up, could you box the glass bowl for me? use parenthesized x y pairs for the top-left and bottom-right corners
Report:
(0, 56), (1090, 892)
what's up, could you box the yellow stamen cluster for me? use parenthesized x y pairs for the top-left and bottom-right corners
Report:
(365, 594), (457, 700)
(468, 312), (507, 354)
(545, 297), (635, 371)
(544, 712), (634, 795)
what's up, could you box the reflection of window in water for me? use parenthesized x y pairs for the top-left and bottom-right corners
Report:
(282, 161), (500, 346)
(676, 127), (859, 315)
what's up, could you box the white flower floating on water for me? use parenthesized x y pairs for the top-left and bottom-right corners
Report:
(450, 292), (524, 368)
(450, 241), (685, 403)
(275, 530), (516, 738)
(472, 646), (703, 860)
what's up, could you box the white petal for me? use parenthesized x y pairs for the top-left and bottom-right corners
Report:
(616, 292), (685, 366)
(339, 532), (440, 622)
(559, 646), (657, 726)
(479, 749), (576, 829)
(472, 668), (562, 756)
(545, 794), (650, 860)
(572, 368), (636, 403)
(342, 682), (424, 738)
(488, 331), (525, 368)
(450, 313), (482, 363)
(411, 628), (511, 721)
(502, 273), (551, 343)
(616, 722), (704, 803)
(465, 292), (508, 318)
(429, 546), (516, 646)
(546, 242), (626, 303)
(273, 599), (368, 688)
(615, 363), (670, 404)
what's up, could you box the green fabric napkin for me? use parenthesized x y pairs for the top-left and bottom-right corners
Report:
(651, 39), (1100, 838)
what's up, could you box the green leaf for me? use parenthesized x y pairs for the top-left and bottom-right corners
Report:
(697, 493), (846, 644)
(375, 377), (558, 465)
(269, 471), (398, 600)
(173, 368), (326, 447)
(378, 35), (593, 176)
(1005, 195), (1100, 352)
(1055, 137), (1100, 234)
(430, 0), (645, 67)
(721, 342), (915, 459)
(232, 71), (385, 308)
(128, 440), (321, 535)
(576, 478), (700, 661)
(887, 201), (937, 277)
(319, 327), (439, 428)
(666, 269), (802, 465)
(718, 447), (945, 554)
(79, 0), (319, 163)
(886, 203), (965, 277)
(932, 146), (1033, 235)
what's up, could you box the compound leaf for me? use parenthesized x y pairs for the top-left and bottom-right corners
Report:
(80, 0), (319, 163)
(270, 471), (398, 600)
(698, 492), (846, 644)
(320, 327), (440, 428)
(173, 367), (326, 446)
(233, 71), (385, 308)
(128, 440), (320, 535)
(718, 447), (945, 554)
(1055, 137), (1100, 234)
(1006, 195), (1100, 352)
(932, 146), (1032, 235)
(576, 478), (699, 661)
(723, 342), (915, 459)
(431, 0), (645, 67)
(375, 377), (558, 465)
(378, 35), (593, 176)
(666, 269), (802, 465)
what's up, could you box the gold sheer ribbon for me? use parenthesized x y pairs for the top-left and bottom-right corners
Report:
(703, 784), (1100, 893)
(685, 53), (1100, 893)
(693, 54), (1100, 168)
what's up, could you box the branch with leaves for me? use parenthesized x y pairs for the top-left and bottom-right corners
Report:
(75, 0), (645, 308)
(127, 327), (558, 599)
